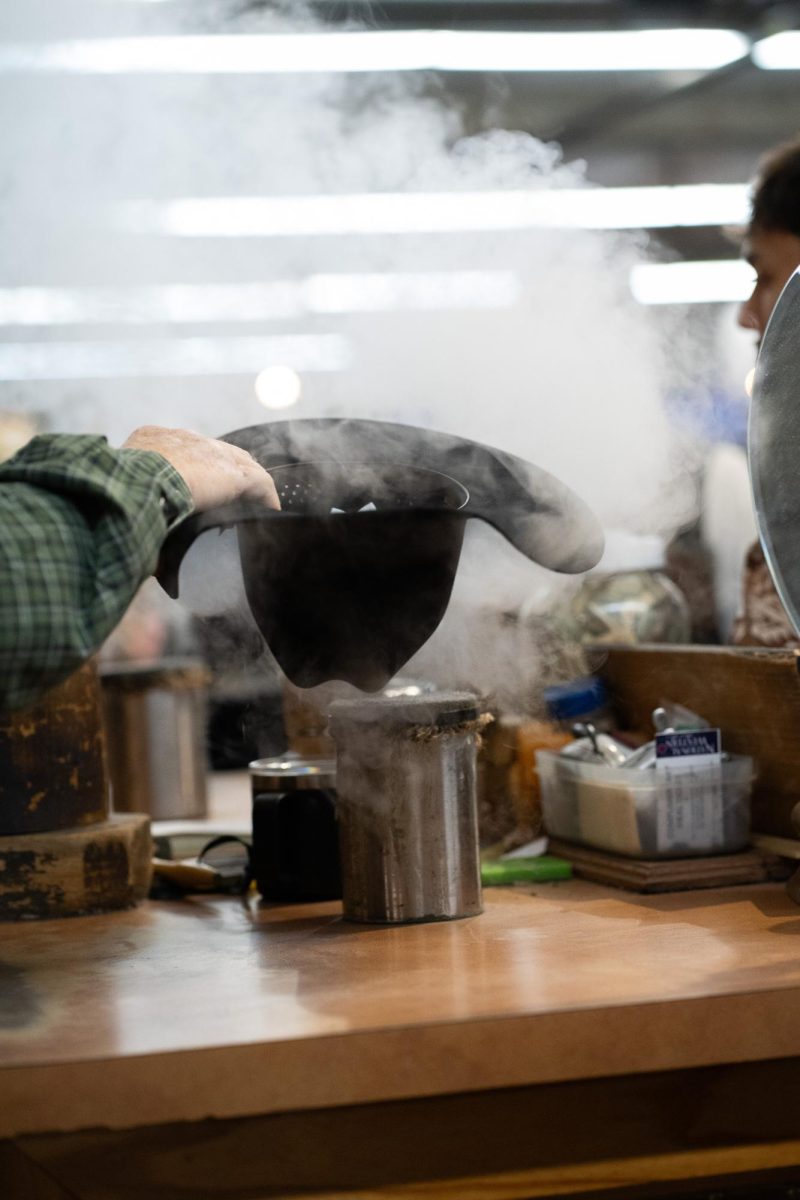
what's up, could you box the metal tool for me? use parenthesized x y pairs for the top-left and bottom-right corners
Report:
(561, 721), (631, 766)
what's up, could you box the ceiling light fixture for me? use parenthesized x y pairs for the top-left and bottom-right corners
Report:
(0, 272), (520, 326)
(254, 365), (303, 410)
(0, 29), (750, 75)
(0, 334), (350, 381)
(121, 184), (751, 238)
(630, 260), (755, 305)
(751, 31), (800, 69)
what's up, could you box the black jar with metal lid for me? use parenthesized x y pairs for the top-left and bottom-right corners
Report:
(250, 754), (340, 902)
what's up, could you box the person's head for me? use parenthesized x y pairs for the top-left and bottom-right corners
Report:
(738, 137), (800, 339)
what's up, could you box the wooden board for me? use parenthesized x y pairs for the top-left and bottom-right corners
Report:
(0, 813), (151, 919)
(595, 644), (800, 839)
(548, 838), (781, 892)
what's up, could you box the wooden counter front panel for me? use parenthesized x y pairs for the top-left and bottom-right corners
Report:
(8, 1059), (800, 1200)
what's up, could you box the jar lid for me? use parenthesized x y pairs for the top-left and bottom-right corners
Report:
(329, 690), (479, 730)
(249, 754), (336, 791)
(543, 676), (608, 722)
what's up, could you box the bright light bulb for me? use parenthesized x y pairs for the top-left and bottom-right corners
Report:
(254, 365), (302, 410)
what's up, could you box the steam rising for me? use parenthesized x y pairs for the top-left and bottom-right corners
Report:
(1, 0), (703, 703)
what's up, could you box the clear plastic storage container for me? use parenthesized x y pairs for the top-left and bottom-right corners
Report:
(537, 749), (754, 858)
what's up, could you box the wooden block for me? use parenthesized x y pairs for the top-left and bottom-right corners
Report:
(594, 644), (800, 839)
(0, 813), (152, 919)
(0, 661), (108, 836)
(549, 838), (776, 893)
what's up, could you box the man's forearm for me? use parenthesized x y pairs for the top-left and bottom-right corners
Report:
(0, 434), (194, 711)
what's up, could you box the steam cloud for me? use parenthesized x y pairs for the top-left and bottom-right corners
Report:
(0, 0), (705, 705)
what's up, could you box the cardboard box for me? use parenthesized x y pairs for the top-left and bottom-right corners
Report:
(594, 645), (800, 840)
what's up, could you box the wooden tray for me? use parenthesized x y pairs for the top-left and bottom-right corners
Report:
(548, 837), (787, 893)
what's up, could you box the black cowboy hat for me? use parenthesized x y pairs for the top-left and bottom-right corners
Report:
(158, 418), (603, 690)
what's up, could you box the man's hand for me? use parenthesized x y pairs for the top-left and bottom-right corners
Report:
(123, 426), (280, 513)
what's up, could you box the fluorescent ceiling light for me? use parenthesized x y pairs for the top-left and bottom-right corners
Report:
(123, 184), (751, 239)
(752, 31), (800, 69)
(0, 273), (519, 327)
(0, 29), (750, 75)
(630, 260), (754, 305)
(308, 270), (519, 311)
(0, 334), (350, 381)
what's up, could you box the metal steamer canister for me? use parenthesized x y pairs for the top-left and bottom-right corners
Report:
(101, 658), (210, 820)
(250, 755), (340, 902)
(329, 692), (484, 925)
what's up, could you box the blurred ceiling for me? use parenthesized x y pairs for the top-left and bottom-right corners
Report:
(309, 0), (800, 260)
(2, 0), (799, 412)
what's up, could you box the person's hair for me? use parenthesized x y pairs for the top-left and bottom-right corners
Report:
(750, 137), (800, 237)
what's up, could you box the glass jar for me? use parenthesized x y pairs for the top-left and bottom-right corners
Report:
(566, 532), (691, 645)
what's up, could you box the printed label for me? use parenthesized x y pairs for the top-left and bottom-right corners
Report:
(655, 730), (721, 760)
(654, 729), (723, 851)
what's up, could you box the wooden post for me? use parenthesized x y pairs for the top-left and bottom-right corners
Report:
(0, 661), (108, 836)
(0, 662), (151, 919)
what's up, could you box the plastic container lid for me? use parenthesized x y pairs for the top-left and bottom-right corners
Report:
(543, 675), (609, 722)
(536, 747), (754, 787)
(591, 530), (666, 574)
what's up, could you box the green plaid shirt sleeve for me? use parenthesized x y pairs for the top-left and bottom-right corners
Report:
(0, 434), (194, 711)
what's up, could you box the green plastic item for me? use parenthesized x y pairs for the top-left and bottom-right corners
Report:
(480, 856), (572, 886)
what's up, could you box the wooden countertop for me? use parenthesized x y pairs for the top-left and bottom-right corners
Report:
(3, 869), (800, 1140)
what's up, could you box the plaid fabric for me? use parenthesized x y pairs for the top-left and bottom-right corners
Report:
(0, 434), (193, 711)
